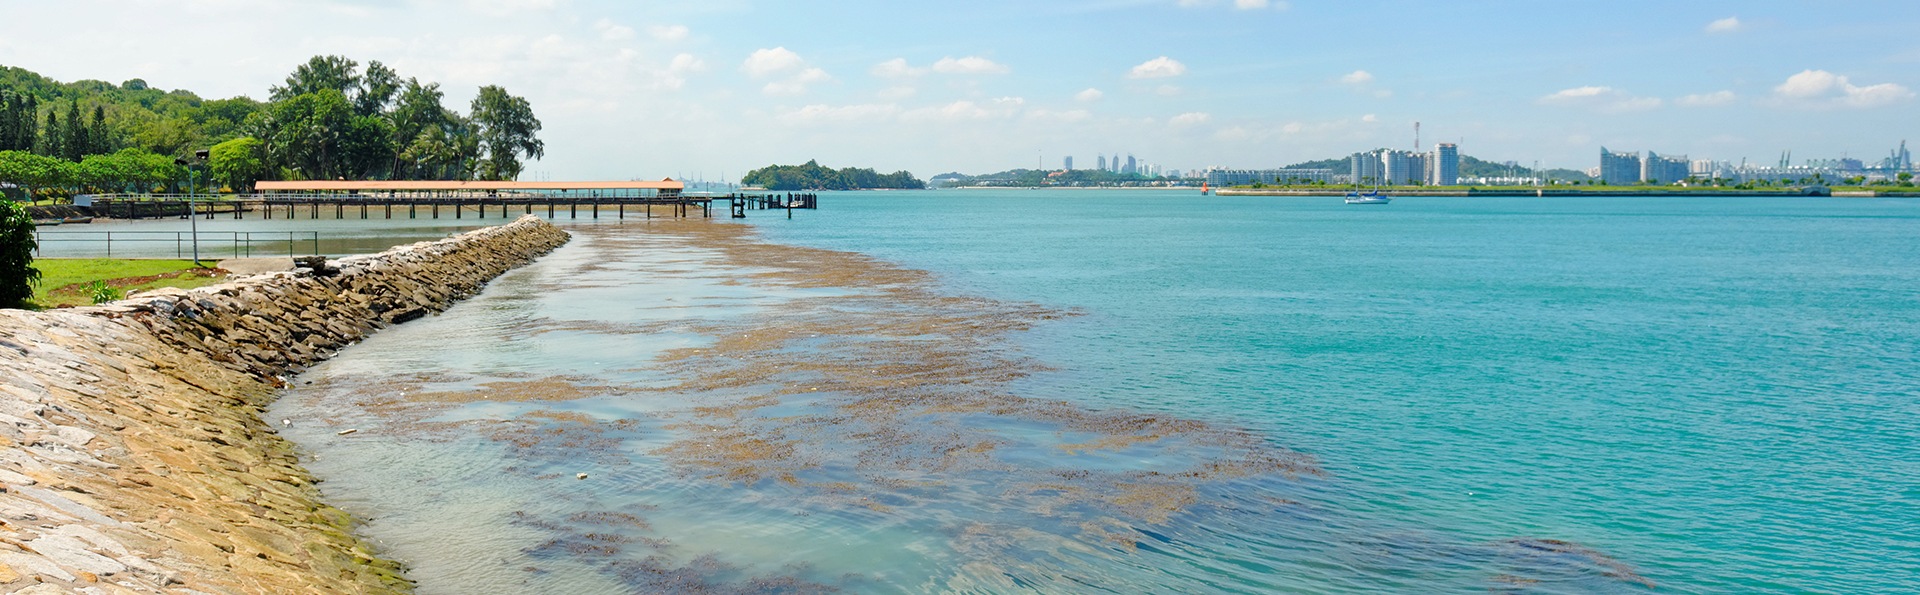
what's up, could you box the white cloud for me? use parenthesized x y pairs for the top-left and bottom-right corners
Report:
(1542, 85), (1614, 101)
(1129, 56), (1188, 79)
(647, 24), (689, 42)
(648, 53), (706, 90)
(1076, 88), (1104, 102)
(1676, 90), (1736, 107)
(871, 58), (925, 78)
(743, 47), (806, 77)
(932, 56), (1010, 75)
(1772, 69), (1915, 108)
(1169, 112), (1211, 126)
(593, 18), (634, 41)
(1340, 70), (1374, 85)
(1361, 114), (1378, 123)
(762, 67), (829, 96)
(744, 47), (829, 95)
(1540, 85), (1662, 113)
(1705, 17), (1742, 34)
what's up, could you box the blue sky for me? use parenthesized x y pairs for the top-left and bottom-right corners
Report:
(2, 0), (1916, 179)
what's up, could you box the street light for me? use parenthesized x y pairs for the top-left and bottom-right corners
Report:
(176, 150), (210, 266)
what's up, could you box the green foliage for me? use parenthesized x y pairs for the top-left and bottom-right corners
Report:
(742, 160), (924, 191)
(85, 280), (122, 304)
(470, 85), (544, 181)
(208, 137), (268, 192)
(0, 199), (37, 308)
(0, 150), (72, 197)
(935, 168), (1168, 187)
(2, 57), (541, 187)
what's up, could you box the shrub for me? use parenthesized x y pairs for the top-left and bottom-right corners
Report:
(85, 280), (123, 304)
(0, 200), (38, 308)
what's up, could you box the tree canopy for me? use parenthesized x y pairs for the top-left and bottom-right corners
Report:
(0, 56), (545, 198)
(742, 160), (924, 191)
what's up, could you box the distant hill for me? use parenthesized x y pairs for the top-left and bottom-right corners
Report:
(742, 160), (924, 190)
(932, 168), (1175, 187)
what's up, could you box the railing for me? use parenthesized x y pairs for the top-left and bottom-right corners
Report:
(81, 192), (693, 201)
(31, 230), (323, 259)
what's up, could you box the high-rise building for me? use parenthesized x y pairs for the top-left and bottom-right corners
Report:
(1064, 156), (1074, 171)
(1431, 143), (1459, 186)
(1600, 147), (1641, 185)
(1124, 155), (1138, 175)
(1097, 155), (1107, 172)
(1350, 151), (1384, 184)
(1641, 152), (1690, 184)
(1383, 150), (1427, 185)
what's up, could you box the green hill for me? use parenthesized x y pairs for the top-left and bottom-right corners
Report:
(1, 57), (545, 198)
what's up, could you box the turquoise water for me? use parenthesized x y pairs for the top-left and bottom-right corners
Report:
(274, 191), (1919, 593)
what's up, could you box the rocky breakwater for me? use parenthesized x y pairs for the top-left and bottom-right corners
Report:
(0, 215), (570, 594)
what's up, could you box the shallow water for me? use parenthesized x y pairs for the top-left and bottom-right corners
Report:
(274, 192), (1919, 593)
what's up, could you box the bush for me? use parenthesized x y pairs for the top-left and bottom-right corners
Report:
(85, 280), (123, 304)
(0, 200), (39, 308)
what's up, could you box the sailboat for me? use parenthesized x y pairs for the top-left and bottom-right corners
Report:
(1344, 179), (1391, 204)
(1201, 181), (1210, 195)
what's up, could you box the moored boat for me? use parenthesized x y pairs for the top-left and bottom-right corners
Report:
(1344, 190), (1391, 204)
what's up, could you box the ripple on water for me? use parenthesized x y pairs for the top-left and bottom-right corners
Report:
(274, 219), (1664, 594)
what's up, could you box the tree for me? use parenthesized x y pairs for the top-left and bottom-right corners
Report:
(0, 151), (75, 199)
(0, 198), (37, 309)
(88, 105), (110, 156)
(469, 85), (543, 181)
(208, 137), (268, 192)
(39, 110), (61, 157)
(251, 90), (358, 179)
(356, 60), (400, 116)
(62, 102), (85, 161)
(271, 55), (361, 101)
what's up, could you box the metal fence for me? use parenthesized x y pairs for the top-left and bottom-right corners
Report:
(31, 230), (323, 259)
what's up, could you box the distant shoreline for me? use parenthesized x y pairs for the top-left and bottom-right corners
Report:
(1217, 188), (1920, 198)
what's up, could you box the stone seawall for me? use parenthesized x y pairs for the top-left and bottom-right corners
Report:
(0, 216), (570, 594)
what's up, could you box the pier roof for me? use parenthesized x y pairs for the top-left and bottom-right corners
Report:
(253, 179), (684, 192)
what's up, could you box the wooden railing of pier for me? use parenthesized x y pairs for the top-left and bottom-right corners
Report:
(79, 192), (818, 221)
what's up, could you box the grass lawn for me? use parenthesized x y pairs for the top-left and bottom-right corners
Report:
(30, 258), (227, 309)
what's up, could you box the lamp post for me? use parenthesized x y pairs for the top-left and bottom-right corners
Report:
(176, 150), (210, 266)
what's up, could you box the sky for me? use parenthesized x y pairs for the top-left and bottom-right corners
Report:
(2, 0), (1917, 180)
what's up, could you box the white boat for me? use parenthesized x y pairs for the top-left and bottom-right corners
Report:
(1344, 190), (1391, 204)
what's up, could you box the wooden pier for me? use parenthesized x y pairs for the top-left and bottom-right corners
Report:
(82, 193), (823, 221)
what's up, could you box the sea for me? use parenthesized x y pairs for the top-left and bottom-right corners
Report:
(243, 190), (1917, 594)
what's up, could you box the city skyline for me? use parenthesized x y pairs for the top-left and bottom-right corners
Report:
(1, 0), (1915, 180)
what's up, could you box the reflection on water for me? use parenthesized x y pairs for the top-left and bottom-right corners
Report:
(271, 219), (1651, 593)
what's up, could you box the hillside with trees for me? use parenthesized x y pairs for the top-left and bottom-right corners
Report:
(742, 160), (923, 190)
(933, 168), (1181, 187)
(0, 56), (542, 200)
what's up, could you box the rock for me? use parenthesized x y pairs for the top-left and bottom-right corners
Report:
(0, 217), (570, 594)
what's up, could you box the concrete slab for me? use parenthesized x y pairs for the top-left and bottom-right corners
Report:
(216, 258), (295, 277)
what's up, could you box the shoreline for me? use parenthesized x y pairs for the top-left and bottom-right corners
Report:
(1216, 188), (1920, 197)
(0, 217), (568, 592)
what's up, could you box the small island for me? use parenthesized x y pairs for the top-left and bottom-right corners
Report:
(741, 160), (924, 191)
